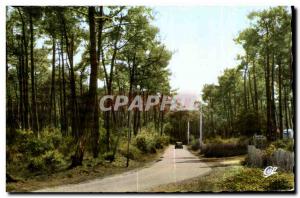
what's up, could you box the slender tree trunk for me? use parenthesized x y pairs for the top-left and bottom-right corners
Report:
(243, 64), (248, 110)
(248, 71), (255, 111)
(29, 13), (39, 136)
(17, 8), (29, 129)
(278, 58), (283, 139)
(58, 50), (64, 135)
(49, 37), (56, 127)
(60, 12), (79, 138)
(287, 99), (292, 129)
(60, 38), (68, 135)
(271, 53), (277, 139)
(71, 6), (103, 166)
(88, 6), (100, 158)
(17, 40), (24, 128)
(284, 85), (289, 130)
(252, 60), (259, 130)
(291, 8), (295, 130)
(264, 26), (273, 141)
(79, 71), (83, 97)
(104, 19), (122, 150)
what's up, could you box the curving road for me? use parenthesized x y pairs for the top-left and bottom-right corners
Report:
(35, 145), (211, 192)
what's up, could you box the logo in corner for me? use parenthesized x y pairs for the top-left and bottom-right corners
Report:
(263, 166), (278, 178)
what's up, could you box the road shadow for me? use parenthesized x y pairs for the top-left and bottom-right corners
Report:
(175, 157), (197, 159)
(176, 154), (245, 169)
(176, 159), (202, 163)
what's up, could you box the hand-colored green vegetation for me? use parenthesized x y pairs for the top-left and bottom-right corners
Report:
(7, 6), (172, 191)
(202, 136), (248, 157)
(7, 126), (168, 192)
(6, 5), (294, 192)
(220, 167), (294, 191)
(201, 7), (293, 141)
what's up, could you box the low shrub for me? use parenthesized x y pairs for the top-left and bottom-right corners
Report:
(266, 177), (292, 191)
(118, 141), (141, 160)
(58, 136), (75, 157)
(8, 128), (69, 174)
(27, 156), (45, 172)
(15, 128), (65, 158)
(42, 150), (65, 171)
(27, 150), (65, 172)
(190, 138), (200, 151)
(205, 136), (249, 145)
(253, 137), (268, 149)
(103, 151), (115, 162)
(272, 139), (294, 152)
(147, 138), (157, 153)
(134, 130), (169, 154)
(155, 134), (169, 148)
(135, 135), (148, 152)
(41, 127), (63, 148)
(22, 138), (51, 157)
(201, 142), (247, 157)
(204, 136), (224, 144)
(221, 167), (294, 191)
(264, 144), (276, 163)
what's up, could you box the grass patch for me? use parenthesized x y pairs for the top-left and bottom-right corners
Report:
(221, 167), (294, 191)
(271, 139), (294, 152)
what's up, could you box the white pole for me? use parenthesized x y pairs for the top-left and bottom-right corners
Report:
(187, 121), (190, 145)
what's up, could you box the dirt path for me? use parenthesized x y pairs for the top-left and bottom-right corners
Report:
(35, 145), (211, 192)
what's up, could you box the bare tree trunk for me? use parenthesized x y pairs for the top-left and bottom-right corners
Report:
(60, 38), (68, 135)
(284, 86), (289, 130)
(17, 8), (30, 130)
(49, 37), (56, 127)
(88, 6), (100, 158)
(291, 8), (295, 130)
(278, 58), (283, 139)
(29, 13), (39, 136)
(264, 27), (273, 141)
(271, 54), (277, 139)
(58, 50), (64, 135)
(60, 11), (79, 138)
(243, 60), (248, 111)
(17, 39), (24, 128)
(252, 60), (259, 130)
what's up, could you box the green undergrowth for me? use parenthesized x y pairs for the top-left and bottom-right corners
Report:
(6, 126), (169, 192)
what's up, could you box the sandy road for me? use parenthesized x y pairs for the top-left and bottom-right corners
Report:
(35, 145), (211, 192)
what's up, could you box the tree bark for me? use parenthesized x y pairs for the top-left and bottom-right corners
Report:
(29, 12), (39, 135)
(60, 37), (68, 135)
(271, 53), (277, 139)
(278, 58), (283, 139)
(88, 6), (100, 158)
(17, 8), (29, 129)
(252, 60), (259, 130)
(49, 37), (57, 127)
(61, 11), (79, 138)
